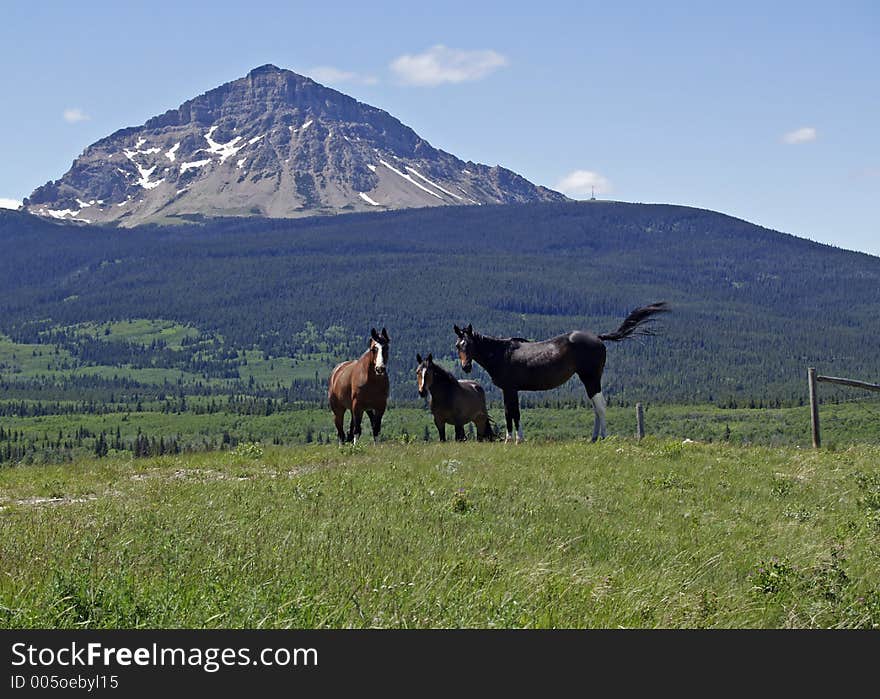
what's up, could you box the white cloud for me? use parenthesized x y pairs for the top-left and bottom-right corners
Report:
(390, 45), (508, 86)
(63, 108), (90, 123)
(555, 170), (612, 198)
(307, 66), (378, 86)
(0, 198), (22, 210)
(782, 126), (817, 144)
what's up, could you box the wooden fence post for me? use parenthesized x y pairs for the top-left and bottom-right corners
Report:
(636, 403), (645, 440)
(808, 367), (820, 449)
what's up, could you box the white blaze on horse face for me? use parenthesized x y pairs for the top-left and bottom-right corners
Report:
(417, 366), (426, 393)
(591, 392), (608, 440)
(373, 340), (385, 372)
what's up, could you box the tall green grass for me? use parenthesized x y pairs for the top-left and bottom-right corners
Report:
(1, 440), (878, 628)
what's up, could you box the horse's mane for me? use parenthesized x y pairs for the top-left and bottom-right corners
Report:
(469, 333), (527, 368)
(475, 332), (528, 344)
(428, 361), (459, 385)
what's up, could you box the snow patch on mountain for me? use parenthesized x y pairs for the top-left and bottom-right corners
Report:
(407, 167), (462, 200)
(379, 159), (442, 200)
(358, 192), (381, 206)
(204, 126), (244, 164)
(180, 159), (212, 173)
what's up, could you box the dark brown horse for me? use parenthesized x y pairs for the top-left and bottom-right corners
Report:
(416, 353), (495, 442)
(454, 303), (668, 443)
(328, 327), (390, 444)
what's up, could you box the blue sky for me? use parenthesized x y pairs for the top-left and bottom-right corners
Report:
(1, 1), (877, 254)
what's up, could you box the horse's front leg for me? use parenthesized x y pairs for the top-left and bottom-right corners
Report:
(434, 415), (446, 442)
(502, 390), (522, 443)
(368, 409), (383, 443)
(366, 410), (376, 440)
(454, 423), (466, 441)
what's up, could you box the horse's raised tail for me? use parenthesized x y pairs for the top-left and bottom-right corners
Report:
(599, 302), (670, 342)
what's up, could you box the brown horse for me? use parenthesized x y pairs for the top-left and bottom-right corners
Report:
(328, 327), (390, 444)
(454, 302), (668, 443)
(416, 353), (495, 442)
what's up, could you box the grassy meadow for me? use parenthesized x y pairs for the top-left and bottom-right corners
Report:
(3, 401), (879, 466)
(2, 317), (879, 629)
(1, 439), (878, 629)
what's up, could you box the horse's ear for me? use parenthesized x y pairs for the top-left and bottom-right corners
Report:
(416, 353), (423, 364)
(454, 325), (463, 337)
(466, 324), (473, 335)
(381, 327), (389, 340)
(427, 353), (433, 363)
(370, 328), (380, 342)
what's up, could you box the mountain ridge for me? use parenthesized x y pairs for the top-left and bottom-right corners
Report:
(24, 65), (566, 226)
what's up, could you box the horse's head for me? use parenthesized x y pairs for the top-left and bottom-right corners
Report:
(415, 353), (434, 397)
(453, 324), (475, 373)
(369, 327), (390, 375)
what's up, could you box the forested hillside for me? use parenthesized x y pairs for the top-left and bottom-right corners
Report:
(2, 201), (879, 409)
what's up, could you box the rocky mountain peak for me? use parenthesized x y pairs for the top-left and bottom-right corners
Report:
(25, 66), (566, 226)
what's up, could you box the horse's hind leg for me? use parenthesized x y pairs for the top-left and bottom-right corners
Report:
(474, 414), (495, 442)
(454, 423), (466, 442)
(333, 409), (347, 444)
(591, 393), (607, 441)
(578, 371), (607, 441)
(329, 397), (347, 444)
(474, 415), (489, 442)
(351, 405), (365, 445)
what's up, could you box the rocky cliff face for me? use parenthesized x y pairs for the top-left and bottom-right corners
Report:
(25, 65), (567, 226)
